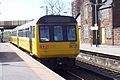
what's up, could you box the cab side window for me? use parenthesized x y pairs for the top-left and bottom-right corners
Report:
(40, 26), (50, 42)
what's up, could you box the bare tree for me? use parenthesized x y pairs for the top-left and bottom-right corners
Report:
(44, 0), (68, 15)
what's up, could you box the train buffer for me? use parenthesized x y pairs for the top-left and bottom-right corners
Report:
(76, 43), (120, 80)
(0, 43), (65, 80)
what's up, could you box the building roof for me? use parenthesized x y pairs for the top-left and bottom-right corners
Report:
(99, 0), (113, 9)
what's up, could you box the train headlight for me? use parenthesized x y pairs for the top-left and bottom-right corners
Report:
(40, 45), (49, 49)
(69, 44), (78, 48)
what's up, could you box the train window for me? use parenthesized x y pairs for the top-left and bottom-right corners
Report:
(32, 27), (35, 38)
(18, 30), (23, 37)
(67, 26), (76, 41)
(40, 27), (50, 42)
(54, 26), (63, 41)
(25, 28), (29, 37)
(39, 25), (77, 42)
(23, 29), (26, 37)
(11, 31), (17, 36)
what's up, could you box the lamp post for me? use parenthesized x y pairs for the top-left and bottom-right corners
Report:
(51, 6), (54, 14)
(46, 6), (48, 15)
(86, 2), (105, 47)
(94, 4), (98, 47)
(40, 6), (48, 15)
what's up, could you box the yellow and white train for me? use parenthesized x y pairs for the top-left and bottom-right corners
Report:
(10, 15), (80, 67)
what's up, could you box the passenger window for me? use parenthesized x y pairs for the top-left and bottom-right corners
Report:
(26, 28), (29, 37)
(54, 26), (63, 41)
(18, 30), (23, 37)
(32, 27), (35, 38)
(67, 26), (76, 41)
(23, 29), (26, 37)
(40, 27), (50, 42)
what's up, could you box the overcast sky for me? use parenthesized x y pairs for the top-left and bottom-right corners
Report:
(0, 0), (72, 21)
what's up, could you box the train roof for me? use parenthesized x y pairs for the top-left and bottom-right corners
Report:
(37, 15), (77, 24)
(15, 15), (77, 30)
(17, 19), (39, 30)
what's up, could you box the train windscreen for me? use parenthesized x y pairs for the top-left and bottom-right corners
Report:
(39, 25), (77, 42)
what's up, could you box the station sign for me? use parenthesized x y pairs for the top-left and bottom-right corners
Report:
(91, 24), (98, 30)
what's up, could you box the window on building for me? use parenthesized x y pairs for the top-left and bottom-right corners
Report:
(98, 12), (101, 20)
(84, 7), (88, 19)
(102, 9), (109, 19)
(84, 24), (89, 38)
(106, 27), (112, 39)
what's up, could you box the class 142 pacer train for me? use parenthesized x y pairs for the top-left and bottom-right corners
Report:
(10, 15), (80, 68)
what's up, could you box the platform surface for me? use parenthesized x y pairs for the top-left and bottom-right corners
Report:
(0, 43), (64, 80)
(80, 43), (120, 57)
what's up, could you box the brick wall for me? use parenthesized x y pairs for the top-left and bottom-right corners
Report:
(80, 0), (93, 43)
(71, 0), (82, 17)
(113, 0), (120, 27)
(113, 27), (120, 45)
(78, 0), (120, 46)
(112, 0), (120, 46)
(99, 7), (113, 45)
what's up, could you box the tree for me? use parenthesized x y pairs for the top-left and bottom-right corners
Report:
(44, 0), (69, 15)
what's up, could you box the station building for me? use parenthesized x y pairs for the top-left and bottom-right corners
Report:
(72, 0), (120, 46)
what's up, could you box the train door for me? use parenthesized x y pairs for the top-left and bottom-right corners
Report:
(17, 30), (19, 46)
(29, 26), (32, 53)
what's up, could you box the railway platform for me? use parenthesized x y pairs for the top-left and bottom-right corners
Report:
(80, 43), (120, 57)
(0, 43), (65, 80)
(76, 43), (120, 79)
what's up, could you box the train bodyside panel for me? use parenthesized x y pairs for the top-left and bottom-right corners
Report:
(18, 37), (31, 52)
(17, 25), (37, 55)
(10, 29), (19, 45)
(31, 24), (39, 57)
(10, 36), (18, 45)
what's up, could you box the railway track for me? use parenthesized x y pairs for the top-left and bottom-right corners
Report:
(66, 70), (84, 80)
(52, 65), (113, 80)
(53, 69), (83, 80)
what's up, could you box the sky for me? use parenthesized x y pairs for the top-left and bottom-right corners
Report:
(0, 0), (72, 21)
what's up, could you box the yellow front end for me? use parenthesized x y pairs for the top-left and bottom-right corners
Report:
(37, 42), (79, 58)
(35, 24), (80, 59)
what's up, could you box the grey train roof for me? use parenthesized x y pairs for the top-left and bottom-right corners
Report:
(37, 15), (77, 24)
